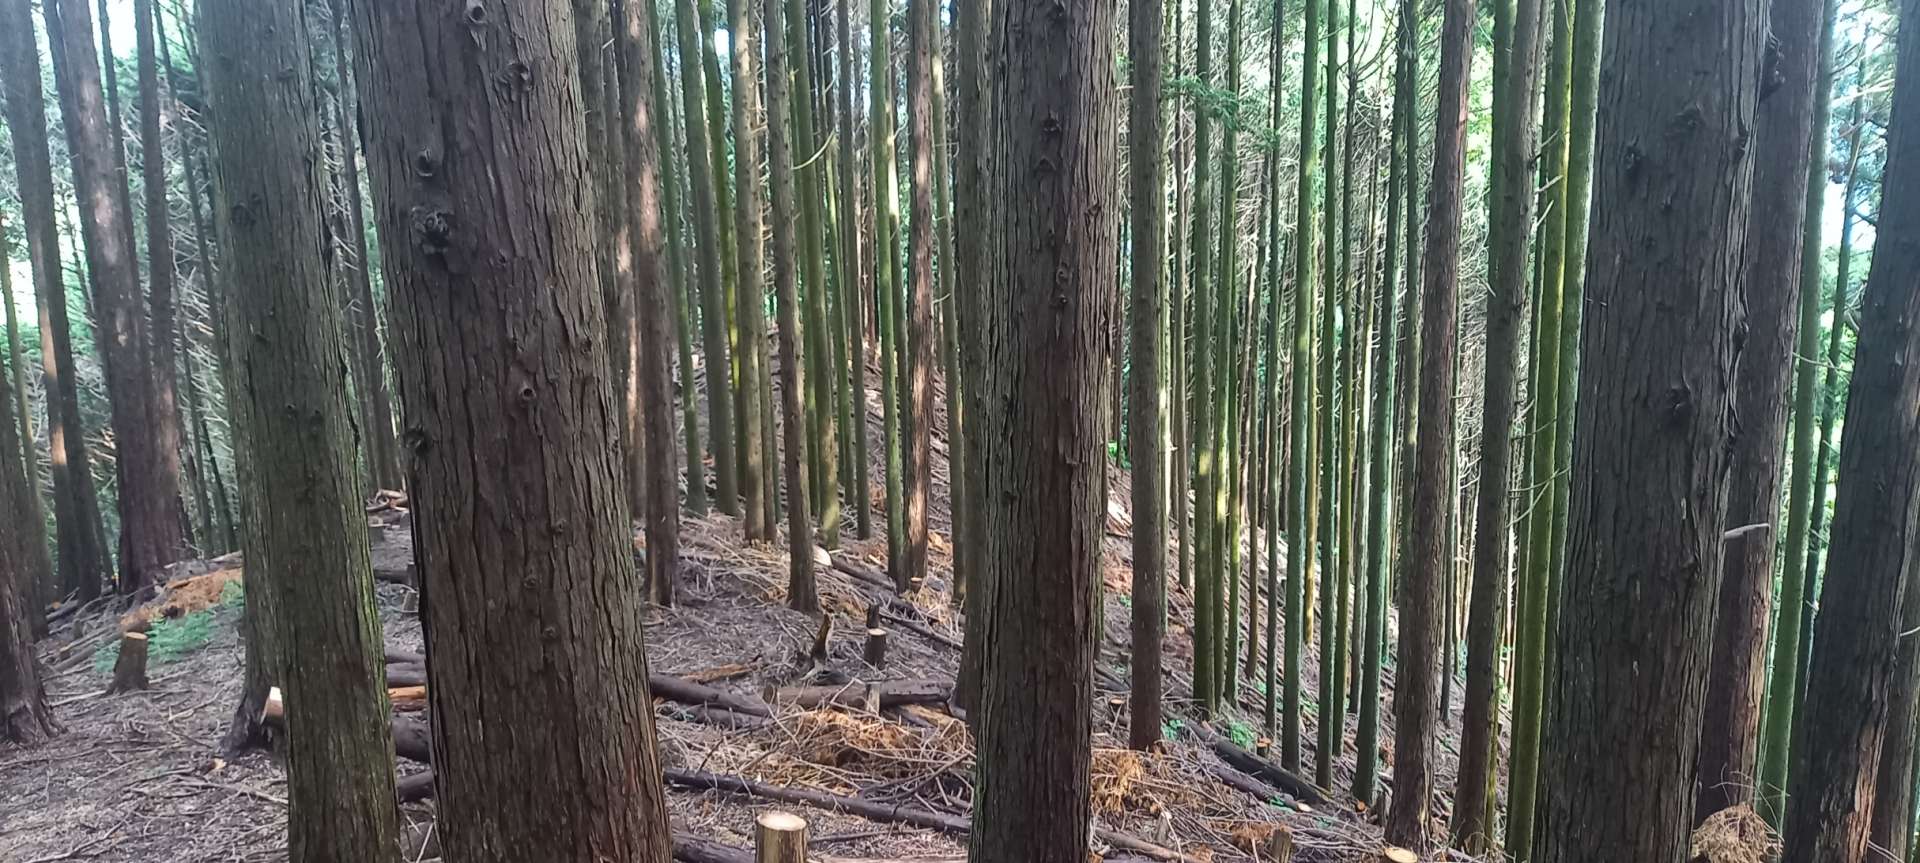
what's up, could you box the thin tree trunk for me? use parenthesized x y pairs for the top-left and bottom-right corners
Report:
(1314, 0), (1342, 784)
(0, 364), (53, 742)
(1189, 0), (1218, 717)
(731, 0), (771, 541)
(968, 0), (1117, 852)
(951, 0), (993, 714)
(199, 3), (400, 854)
(1536, 0), (1762, 860)
(675, 0), (739, 516)
(1284, 0), (1319, 770)
(347, 0), (677, 857)
(871, 0), (906, 583)
(1385, 0), (1473, 844)
(836, 0), (871, 542)
(0, 214), (53, 627)
(902, 0), (935, 593)
(136, 0), (186, 547)
(1128, 0), (1168, 750)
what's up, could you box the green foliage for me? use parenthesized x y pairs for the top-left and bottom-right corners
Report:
(1227, 719), (1257, 749)
(90, 582), (244, 674)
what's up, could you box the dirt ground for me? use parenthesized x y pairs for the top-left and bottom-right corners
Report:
(1, 359), (1483, 862)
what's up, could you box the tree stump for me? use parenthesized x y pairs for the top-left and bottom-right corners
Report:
(1381, 846), (1419, 863)
(105, 632), (149, 694)
(400, 590), (420, 616)
(1266, 825), (1294, 862)
(754, 810), (808, 863)
(262, 686), (285, 725)
(864, 628), (888, 668)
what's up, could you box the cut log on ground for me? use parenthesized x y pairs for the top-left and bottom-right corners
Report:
(663, 703), (773, 731)
(396, 770), (434, 803)
(373, 562), (415, 586)
(105, 632), (150, 694)
(1195, 725), (1331, 807)
(771, 679), (952, 711)
(393, 716), (432, 763)
(386, 663), (427, 687)
(1213, 765), (1286, 803)
(650, 673), (773, 717)
(385, 647), (425, 666)
(1380, 848), (1418, 863)
(756, 811), (808, 863)
(390, 685), (427, 711)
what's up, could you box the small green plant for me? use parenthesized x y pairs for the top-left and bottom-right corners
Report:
(1161, 717), (1186, 739)
(1227, 719), (1256, 749)
(219, 579), (245, 608)
(92, 607), (225, 674)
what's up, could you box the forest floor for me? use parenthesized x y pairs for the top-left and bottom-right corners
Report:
(0, 364), (1487, 863)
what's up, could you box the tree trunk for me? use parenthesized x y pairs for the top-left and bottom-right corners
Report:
(1780, 1), (1920, 856)
(1315, 0), (1342, 784)
(199, 2), (401, 857)
(1386, 0), (1472, 846)
(134, 0), (188, 549)
(950, 0), (992, 715)
(731, 0), (773, 543)
(784, 0), (840, 548)
(0, 372), (54, 742)
(1873, 563), (1920, 860)
(1459, 0), (1541, 851)
(674, 0), (739, 516)
(346, 0), (677, 857)
(1284, 0), (1318, 771)
(1127, 0), (1168, 752)
(1696, 0), (1830, 825)
(0, 213), (54, 630)
(967, 0), (1117, 855)
(764, 0), (820, 616)
(622, 0), (688, 607)
(836, 0), (871, 543)
(1536, 0), (1761, 861)
(46, 0), (188, 592)
(3, 0), (110, 604)
(902, 0), (935, 593)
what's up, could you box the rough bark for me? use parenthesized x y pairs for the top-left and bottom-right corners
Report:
(674, 0), (739, 515)
(0, 376), (54, 742)
(764, 0), (819, 615)
(0, 213), (54, 629)
(950, 0), (993, 715)
(345, 0), (676, 858)
(902, 0), (935, 593)
(619, 0), (686, 607)
(730, 0), (772, 543)
(4, 0), (110, 603)
(1384, 0), (1472, 846)
(1284, 0), (1318, 770)
(1702, 0), (1829, 823)
(46, 0), (188, 592)
(1127, 0), (1167, 753)
(198, 2), (401, 857)
(134, 0), (188, 546)
(1780, 2), (1920, 856)
(1536, 1), (1761, 861)
(967, 0), (1117, 856)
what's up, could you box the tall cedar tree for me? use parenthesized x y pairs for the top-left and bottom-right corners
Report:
(836, 0), (871, 542)
(1216, 0), (1245, 708)
(321, 0), (402, 493)
(764, 0), (821, 615)
(731, 0), (773, 542)
(1387, 0), (1472, 845)
(904, 0), (936, 592)
(951, 0), (994, 713)
(1754, 0), (1840, 820)
(872, 0), (907, 585)
(1285, 0), (1320, 769)
(675, 0), (739, 515)
(1458, 0), (1542, 849)
(0, 220), (55, 629)
(1781, 0), (1920, 855)
(1315, 0), (1341, 781)
(784, 0), (840, 548)
(1355, 0), (1410, 803)
(0, 362), (53, 743)
(620, 0), (686, 606)
(1188, 0), (1218, 716)
(46, 0), (188, 590)
(134, 0), (188, 549)
(1536, 0), (1761, 861)
(576, 0), (627, 514)
(1127, 0), (1168, 752)
(967, 0), (1117, 854)
(198, 0), (400, 855)
(346, 0), (676, 858)
(1701, 0), (1829, 823)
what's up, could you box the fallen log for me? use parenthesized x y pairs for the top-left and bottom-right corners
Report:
(385, 647), (425, 666)
(1213, 764), (1285, 803)
(393, 716), (432, 763)
(771, 679), (952, 712)
(663, 703), (773, 731)
(390, 685), (427, 711)
(650, 673), (772, 717)
(661, 768), (1203, 863)
(396, 770), (434, 803)
(876, 611), (962, 652)
(1194, 725), (1330, 807)
(373, 562), (415, 586)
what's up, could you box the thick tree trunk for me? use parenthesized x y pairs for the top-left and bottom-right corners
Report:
(2, 0), (110, 604)
(1127, 0), (1167, 753)
(1872, 566), (1920, 860)
(967, 0), (1116, 857)
(1781, 2), (1920, 857)
(46, 0), (187, 591)
(764, 0), (820, 616)
(198, 3), (400, 858)
(1702, 0), (1830, 824)
(0, 213), (54, 632)
(133, 0), (187, 550)
(1536, 1), (1761, 861)
(1384, 0), (1473, 847)
(0, 391), (54, 742)
(346, 0), (676, 859)
(620, 0), (686, 608)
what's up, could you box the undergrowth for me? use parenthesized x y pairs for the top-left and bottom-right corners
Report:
(92, 580), (245, 674)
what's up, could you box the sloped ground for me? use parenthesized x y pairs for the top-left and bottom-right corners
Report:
(1, 348), (1483, 862)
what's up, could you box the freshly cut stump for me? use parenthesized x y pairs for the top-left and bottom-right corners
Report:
(755, 810), (808, 863)
(864, 628), (889, 668)
(106, 632), (150, 694)
(1382, 847), (1419, 863)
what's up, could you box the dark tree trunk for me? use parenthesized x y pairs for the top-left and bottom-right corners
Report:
(616, 0), (686, 608)
(1126, 0), (1167, 754)
(200, 11), (404, 857)
(46, 0), (188, 591)
(134, 0), (187, 548)
(0, 394), (54, 743)
(1537, 0), (1762, 861)
(902, 0), (935, 593)
(764, 0), (819, 616)
(1453, 0), (1541, 848)
(1385, 0), (1473, 847)
(1, 0), (111, 604)
(345, 0), (676, 858)
(0, 214), (54, 631)
(967, 0), (1117, 856)
(1697, 0), (1829, 823)
(1873, 564), (1920, 860)
(1781, 2), (1920, 856)
(951, 0), (992, 717)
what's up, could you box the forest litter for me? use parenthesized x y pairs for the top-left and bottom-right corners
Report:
(6, 487), (1482, 862)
